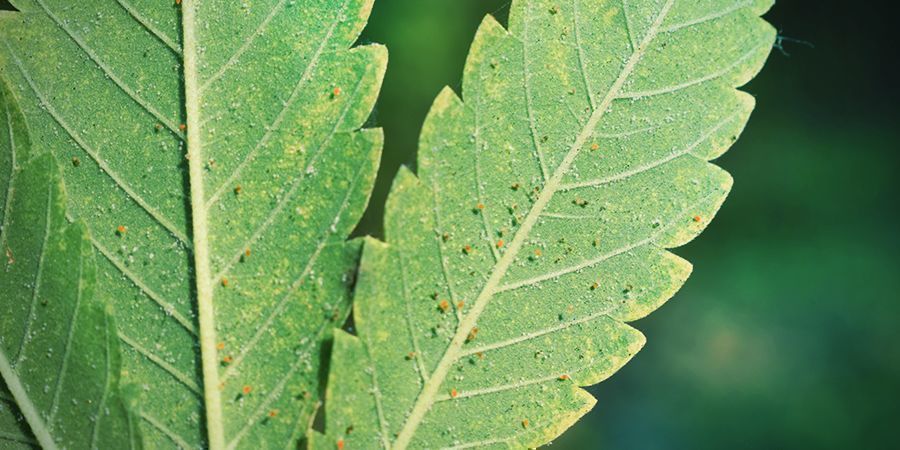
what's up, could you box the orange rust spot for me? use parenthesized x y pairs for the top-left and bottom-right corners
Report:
(222, 356), (233, 363)
(405, 352), (416, 360)
(476, 203), (485, 210)
(590, 143), (600, 151)
(463, 245), (472, 254)
(268, 410), (278, 418)
(438, 300), (450, 313)
(456, 301), (465, 310)
(522, 419), (530, 428)
(234, 185), (242, 194)
(116, 225), (127, 235)
(693, 215), (702, 223)
(242, 385), (252, 395)
(245, 248), (251, 258)
(450, 388), (458, 398)
(178, 123), (186, 132)
(496, 239), (504, 248)
(466, 327), (479, 342)
(336, 439), (344, 450)
(333, 87), (342, 97)
(221, 278), (229, 287)
(534, 248), (542, 257)
(559, 374), (570, 381)
(216, 342), (225, 350)
(475, 352), (484, 359)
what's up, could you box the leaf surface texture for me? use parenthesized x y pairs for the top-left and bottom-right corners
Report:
(0, 80), (140, 450)
(313, 1), (775, 448)
(0, 0), (385, 447)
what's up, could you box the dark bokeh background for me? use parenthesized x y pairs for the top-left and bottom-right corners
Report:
(2, 0), (896, 448)
(355, 1), (900, 449)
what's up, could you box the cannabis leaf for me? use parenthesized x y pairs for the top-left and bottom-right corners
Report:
(312, 0), (775, 448)
(0, 0), (385, 447)
(0, 80), (140, 450)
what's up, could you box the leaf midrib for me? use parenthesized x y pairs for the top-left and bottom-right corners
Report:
(390, 2), (676, 448)
(180, 2), (225, 449)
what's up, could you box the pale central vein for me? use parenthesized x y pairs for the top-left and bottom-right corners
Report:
(390, 2), (675, 448)
(181, 1), (224, 449)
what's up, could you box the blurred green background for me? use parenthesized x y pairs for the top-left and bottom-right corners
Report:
(355, 1), (900, 449)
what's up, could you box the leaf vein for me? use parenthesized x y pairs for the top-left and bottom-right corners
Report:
(34, 0), (182, 135)
(114, 0), (182, 55)
(90, 237), (197, 335)
(558, 110), (740, 192)
(220, 155), (366, 384)
(617, 42), (764, 100)
(117, 332), (201, 394)
(204, 0), (351, 207)
(2, 40), (192, 245)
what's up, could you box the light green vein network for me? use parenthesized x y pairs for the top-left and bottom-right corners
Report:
(0, 0), (385, 448)
(0, 80), (141, 450)
(312, 0), (775, 448)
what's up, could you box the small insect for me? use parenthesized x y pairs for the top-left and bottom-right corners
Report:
(116, 225), (127, 236)
(511, 182), (520, 191)
(244, 248), (251, 258)
(242, 385), (252, 395)
(405, 352), (416, 360)
(71, 156), (81, 167)
(442, 232), (450, 242)
(590, 282), (599, 290)
(449, 388), (458, 398)
(438, 300), (450, 313)
(573, 197), (588, 207)
(221, 278), (229, 287)
(234, 185), (242, 195)
(5, 247), (13, 265)
(693, 215), (702, 222)
(154, 123), (163, 132)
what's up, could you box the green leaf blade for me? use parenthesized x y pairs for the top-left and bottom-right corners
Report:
(0, 81), (140, 450)
(315, 1), (775, 448)
(1, 0), (385, 447)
